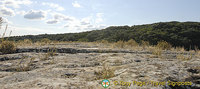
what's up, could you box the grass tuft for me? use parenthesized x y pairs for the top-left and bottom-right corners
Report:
(0, 41), (16, 54)
(156, 41), (172, 50)
(94, 63), (115, 80)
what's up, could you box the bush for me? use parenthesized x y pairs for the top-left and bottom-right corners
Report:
(125, 39), (138, 47)
(151, 47), (162, 57)
(156, 41), (172, 50)
(40, 38), (51, 45)
(23, 39), (32, 45)
(0, 41), (16, 54)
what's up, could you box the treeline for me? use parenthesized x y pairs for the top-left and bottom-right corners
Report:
(7, 21), (200, 49)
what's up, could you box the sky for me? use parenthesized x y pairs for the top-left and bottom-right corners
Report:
(0, 0), (200, 36)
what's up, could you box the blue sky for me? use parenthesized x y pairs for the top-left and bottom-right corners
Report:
(0, 0), (200, 36)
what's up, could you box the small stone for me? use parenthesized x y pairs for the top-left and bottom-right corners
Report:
(134, 59), (141, 62)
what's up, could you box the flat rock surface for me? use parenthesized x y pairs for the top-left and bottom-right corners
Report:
(0, 43), (200, 89)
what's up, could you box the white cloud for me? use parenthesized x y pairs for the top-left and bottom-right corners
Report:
(81, 17), (90, 25)
(46, 19), (58, 24)
(24, 10), (47, 20)
(1, 0), (32, 8)
(0, 6), (15, 16)
(81, 21), (90, 25)
(42, 2), (64, 11)
(95, 13), (104, 23)
(72, 1), (81, 8)
(46, 12), (74, 24)
(53, 12), (74, 21)
(16, 10), (26, 15)
(63, 14), (107, 31)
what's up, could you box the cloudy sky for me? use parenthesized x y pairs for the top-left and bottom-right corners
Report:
(0, 0), (200, 36)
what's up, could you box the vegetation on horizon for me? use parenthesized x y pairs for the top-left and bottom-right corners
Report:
(5, 21), (200, 50)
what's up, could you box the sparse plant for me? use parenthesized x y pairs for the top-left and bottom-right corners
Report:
(41, 47), (56, 60)
(16, 56), (35, 72)
(48, 47), (57, 56)
(94, 63), (115, 80)
(156, 41), (172, 50)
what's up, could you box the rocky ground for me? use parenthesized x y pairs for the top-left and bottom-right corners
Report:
(0, 43), (200, 89)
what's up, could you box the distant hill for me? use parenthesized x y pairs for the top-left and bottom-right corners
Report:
(7, 21), (200, 49)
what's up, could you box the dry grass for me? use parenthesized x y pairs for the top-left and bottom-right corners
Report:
(141, 41), (149, 50)
(149, 47), (162, 58)
(156, 41), (172, 50)
(16, 39), (32, 46)
(0, 24), (16, 54)
(16, 57), (35, 72)
(125, 39), (139, 47)
(23, 39), (32, 45)
(176, 53), (193, 61)
(111, 39), (140, 50)
(197, 50), (200, 58)
(0, 40), (16, 54)
(40, 38), (51, 46)
(174, 47), (185, 52)
(124, 39), (139, 50)
(41, 47), (56, 60)
(94, 63), (115, 80)
(112, 40), (125, 48)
